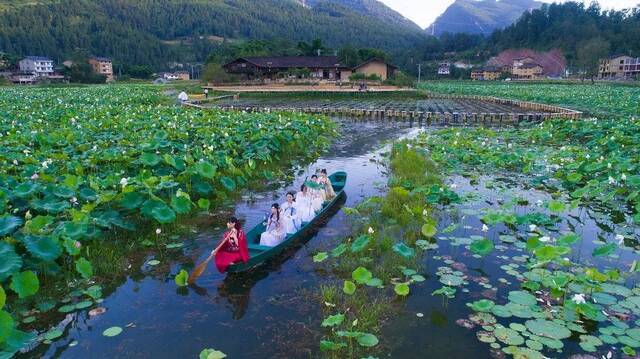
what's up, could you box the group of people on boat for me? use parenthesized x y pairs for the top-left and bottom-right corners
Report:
(212, 169), (336, 273)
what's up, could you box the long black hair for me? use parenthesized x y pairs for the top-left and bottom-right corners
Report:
(300, 183), (307, 192)
(227, 216), (242, 231)
(286, 191), (296, 201)
(320, 169), (328, 175)
(270, 203), (280, 222)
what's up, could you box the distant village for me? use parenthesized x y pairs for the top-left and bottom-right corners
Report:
(1, 49), (638, 85)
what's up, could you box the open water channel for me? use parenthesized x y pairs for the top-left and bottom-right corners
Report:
(25, 116), (640, 359)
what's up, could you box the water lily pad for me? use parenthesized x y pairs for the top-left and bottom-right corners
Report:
(0, 242), (22, 282)
(494, 327), (525, 346)
(75, 258), (93, 279)
(58, 304), (76, 313)
(477, 331), (496, 343)
(331, 244), (347, 257)
(75, 301), (93, 310)
(508, 290), (537, 306)
(468, 299), (495, 313)
(526, 339), (543, 350)
(439, 274), (463, 286)
(525, 319), (571, 340)
(0, 215), (23, 236)
(579, 335), (603, 352)
(352, 267), (372, 284)
(619, 335), (640, 347)
(366, 278), (383, 288)
(321, 313), (344, 327)
(312, 252), (328, 263)
(174, 269), (188, 287)
(102, 326), (123, 337)
(147, 260), (160, 266)
(343, 281), (356, 295)
(491, 305), (512, 318)
(470, 238), (494, 256)
(351, 235), (370, 253)
(392, 243), (415, 258)
(357, 333), (378, 347)
(394, 283), (410, 296)
(592, 243), (616, 257)
(319, 340), (346, 351)
(43, 328), (63, 341)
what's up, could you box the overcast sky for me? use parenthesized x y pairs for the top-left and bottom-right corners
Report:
(379, 0), (639, 28)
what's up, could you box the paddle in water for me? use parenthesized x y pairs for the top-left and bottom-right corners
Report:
(188, 232), (230, 284)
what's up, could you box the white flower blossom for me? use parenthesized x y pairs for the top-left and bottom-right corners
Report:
(608, 176), (616, 185)
(529, 224), (537, 232)
(572, 293), (586, 305)
(539, 236), (551, 243)
(607, 162), (612, 169)
(30, 173), (39, 180)
(450, 183), (458, 189)
(616, 234), (625, 245)
(621, 173), (627, 181)
(120, 177), (129, 188)
(156, 228), (162, 235)
(481, 224), (489, 232)
(368, 227), (375, 234)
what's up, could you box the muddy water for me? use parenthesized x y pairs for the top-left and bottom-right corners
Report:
(32, 120), (418, 358)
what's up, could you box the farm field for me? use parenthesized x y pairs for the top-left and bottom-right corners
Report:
(0, 85), (334, 358)
(419, 81), (640, 117)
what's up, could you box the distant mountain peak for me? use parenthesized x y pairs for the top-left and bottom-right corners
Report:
(427, 0), (543, 36)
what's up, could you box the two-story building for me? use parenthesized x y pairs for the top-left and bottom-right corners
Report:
(599, 55), (639, 79)
(471, 66), (502, 81)
(19, 56), (54, 77)
(512, 61), (544, 80)
(89, 57), (114, 82)
(437, 62), (451, 75)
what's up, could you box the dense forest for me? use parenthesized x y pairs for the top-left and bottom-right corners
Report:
(0, 1), (638, 75)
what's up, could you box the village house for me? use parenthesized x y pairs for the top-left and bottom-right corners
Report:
(223, 56), (396, 82)
(89, 57), (114, 82)
(512, 58), (544, 79)
(174, 71), (190, 81)
(471, 66), (501, 81)
(437, 62), (450, 75)
(599, 54), (639, 79)
(19, 56), (54, 77)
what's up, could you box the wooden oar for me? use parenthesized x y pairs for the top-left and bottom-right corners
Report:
(188, 233), (231, 284)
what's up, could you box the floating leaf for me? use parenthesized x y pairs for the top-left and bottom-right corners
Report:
(43, 328), (63, 341)
(548, 200), (566, 213)
(469, 299), (495, 312)
(220, 176), (236, 191)
(592, 243), (616, 257)
(75, 257), (93, 279)
(319, 340), (347, 351)
(331, 243), (347, 257)
(313, 252), (328, 263)
(350, 235), (370, 253)
(356, 333), (379, 347)
(365, 278), (383, 287)
(197, 198), (211, 210)
(352, 267), (372, 284)
(343, 280), (356, 295)
(151, 204), (176, 224)
(195, 162), (216, 179)
(175, 269), (188, 287)
(470, 238), (494, 256)
(392, 243), (415, 258)
(394, 283), (410, 296)
(525, 319), (572, 340)
(102, 326), (123, 337)
(508, 291), (537, 306)
(10, 271), (39, 298)
(321, 313), (345, 327)
(23, 235), (62, 262)
(421, 223), (437, 237)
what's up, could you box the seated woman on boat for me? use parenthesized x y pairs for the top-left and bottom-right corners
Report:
(259, 203), (286, 247)
(281, 191), (301, 235)
(296, 184), (315, 223)
(319, 169), (336, 200)
(213, 217), (249, 273)
(309, 175), (325, 212)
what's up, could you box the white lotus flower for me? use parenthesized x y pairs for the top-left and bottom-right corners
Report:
(529, 224), (537, 232)
(536, 200), (543, 207)
(70, 197), (78, 205)
(572, 293), (586, 305)
(156, 228), (162, 235)
(41, 161), (48, 169)
(450, 183), (458, 189)
(30, 173), (39, 180)
(481, 224), (489, 232)
(621, 173), (627, 181)
(120, 177), (129, 187)
(422, 209), (429, 216)
(616, 234), (625, 245)
(608, 176), (616, 185)
(25, 210), (32, 220)
(508, 143), (513, 149)
(539, 236), (551, 243)
(12, 160), (18, 165)
(585, 154), (590, 159)
(368, 227), (375, 234)
(607, 162), (612, 169)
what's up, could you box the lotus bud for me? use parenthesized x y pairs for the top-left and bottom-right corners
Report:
(156, 228), (162, 235)
(481, 224), (489, 232)
(25, 210), (32, 220)
(367, 227), (374, 235)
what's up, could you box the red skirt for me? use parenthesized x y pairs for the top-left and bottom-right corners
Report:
(215, 250), (245, 273)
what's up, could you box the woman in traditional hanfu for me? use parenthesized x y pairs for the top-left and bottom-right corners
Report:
(259, 204), (286, 247)
(296, 184), (315, 223)
(281, 192), (301, 235)
(319, 169), (336, 200)
(214, 217), (249, 273)
(309, 175), (325, 212)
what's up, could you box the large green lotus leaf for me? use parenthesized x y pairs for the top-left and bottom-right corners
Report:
(220, 176), (236, 191)
(439, 274), (463, 286)
(140, 199), (167, 218)
(75, 258), (93, 279)
(356, 333), (379, 347)
(151, 204), (176, 224)
(394, 283), (410, 296)
(468, 299), (495, 312)
(140, 153), (161, 167)
(0, 243), (22, 282)
(23, 235), (62, 261)
(78, 187), (97, 202)
(392, 243), (415, 258)
(494, 327), (525, 346)
(331, 243), (347, 257)
(4, 328), (37, 351)
(9, 271), (39, 298)
(343, 280), (356, 295)
(319, 340), (347, 351)
(525, 319), (571, 340)
(171, 196), (192, 215)
(508, 290), (538, 306)
(24, 215), (54, 233)
(61, 221), (88, 241)
(193, 180), (214, 195)
(600, 283), (632, 296)
(421, 223), (437, 237)
(119, 192), (146, 210)
(197, 198), (211, 210)
(93, 210), (134, 231)
(0, 310), (14, 343)
(195, 161), (217, 179)
(352, 267), (372, 284)
(174, 269), (188, 287)
(31, 198), (70, 214)
(350, 235), (370, 252)
(13, 183), (38, 198)
(0, 215), (23, 236)
(470, 238), (494, 256)
(321, 313), (345, 327)
(592, 243), (616, 257)
(52, 186), (75, 199)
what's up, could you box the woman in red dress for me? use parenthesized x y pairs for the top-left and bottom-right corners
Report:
(213, 217), (249, 273)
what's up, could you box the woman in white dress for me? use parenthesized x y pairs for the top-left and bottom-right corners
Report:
(309, 175), (325, 212)
(296, 184), (315, 223)
(281, 192), (301, 235)
(259, 204), (286, 247)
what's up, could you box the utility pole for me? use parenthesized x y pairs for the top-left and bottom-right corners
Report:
(418, 63), (421, 83)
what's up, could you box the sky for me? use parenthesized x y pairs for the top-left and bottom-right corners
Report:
(379, 0), (639, 28)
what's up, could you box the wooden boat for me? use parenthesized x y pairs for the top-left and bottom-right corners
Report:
(227, 171), (347, 273)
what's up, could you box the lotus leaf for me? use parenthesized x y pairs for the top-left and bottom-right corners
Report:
(524, 319), (571, 340)
(195, 162), (217, 179)
(343, 280), (356, 295)
(352, 267), (372, 284)
(421, 223), (437, 237)
(312, 252), (328, 263)
(619, 335), (640, 347)
(394, 283), (410, 296)
(491, 305), (512, 318)
(13, 183), (38, 198)
(43, 328), (63, 341)
(75, 258), (93, 279)
(102, 326), (123, 337)
(477, 331), (496, 343)
(151, 204), (176, 224)
(220, 176), (236, 191)
(321, 313), (344, 327)
(0, 242), (22, 281)
(0, 215), (22, 236)
(392, 243), (415, 258)
(319, 340), (347, 351)
(468, 299), (495, 313)
(174, 269), (188, 287)
(592, 243), (616, 257)
(119, 192), (145, 210)
(439, 274), (463, 286)
(197, 198), (211, 210)
(508, 291), (538, 306)
(470, 238), (494, 256)
(350, 235), (369, 253)
(366, 278), (383, 288)
(4, 329), (36, 351)
(23, 235), (62, 262)
(0, 310), (14, 343)
(494, 327), (525, 346)
(331, 243), (347, 257)
(9, 271), (39, 298)
(140, 153), (161, 167)
(0, 286), (4, 309)
(357, 333), (379, 347)
(601, 283), (633, 296)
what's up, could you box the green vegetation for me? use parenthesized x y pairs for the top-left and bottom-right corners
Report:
(420, 81), (640, 117)
(0, 85), (334, 356)
(314, 141), (443, 357)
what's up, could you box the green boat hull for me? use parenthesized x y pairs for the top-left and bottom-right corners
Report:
(226, 171), (347, 273)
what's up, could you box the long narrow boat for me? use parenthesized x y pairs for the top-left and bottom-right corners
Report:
(227, 171), (347, 273)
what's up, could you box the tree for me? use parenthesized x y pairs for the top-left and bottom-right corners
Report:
(297, 38), (325, 56)
(63, 62), (107, 84)
(576, 37), (610, 82)
(202, 63), (238, 84)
